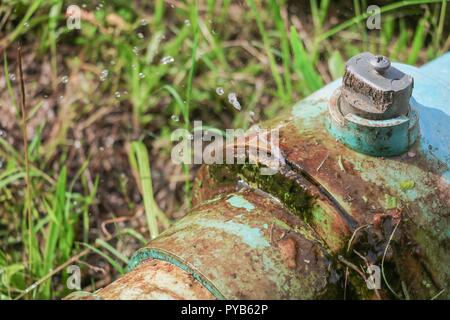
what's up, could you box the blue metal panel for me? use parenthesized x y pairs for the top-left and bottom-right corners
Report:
(302, 54), (450, 179)
(395, 54), (450, 179)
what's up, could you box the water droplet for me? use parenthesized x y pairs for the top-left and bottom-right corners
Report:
(24, 22), (29, 28)
(133, 46), (140, 55)
(184, 19), (191, 26)
(9, 73), (16, 81)
(59, 95), (64, 101)
(131, 64), (137, 70)
(160, 56), (174, 65)
(0, 129), (6, 138)
(139, 72), (145, 79)
(110, 60), (116, 66)
(105, 136), (115, 148)
(137, 32), (144, 39)
(115, 91), (121, 98)
(100, 69), (109, 81)
(171, 115), (179, 122)
(140, 19), (148, 26)
(61, 75), (69, 84)
(228, 92), (241, 110)
(216, 87), (224, 95)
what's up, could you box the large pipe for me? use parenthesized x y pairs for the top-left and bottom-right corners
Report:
(67, 53), (450, 300)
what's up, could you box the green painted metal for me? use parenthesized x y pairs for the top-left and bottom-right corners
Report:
(327, 52), (419, 157)
(226, 194), (255, 212)
(328, 92), (420, 156)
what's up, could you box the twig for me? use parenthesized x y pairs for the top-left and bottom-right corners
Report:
(17, 43), (33, 274)
(338, 255), (366, 280)
(353, 249), (382, 300)
(340, 253), (382, 300)
(77, 260), (106, 275)
(344, 267), (349, 300)
(15, 233), (115, 300)
(342, 223), (369, 299)
(347, 224), (369, 252)
(101, 216), (132, 238)
(100, 207), (144, 238)
(316, 152), (329, 172)
(430, 288), (445, 300)
(401, 281), (410, 300)
(15, 247), (91, 300)
(381, 219), (402, 298)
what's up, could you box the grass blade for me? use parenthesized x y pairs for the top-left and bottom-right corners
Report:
(407, 17), (428, 64)
(129, 141), (169, 239)
(290, 26), (324, 94)
(269, 0), (292, 101)
(248, 0), (286, 102)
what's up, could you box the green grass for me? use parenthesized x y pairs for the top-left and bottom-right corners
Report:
(129, 141), (170, 240)
(249, 0), (287, 104)
(0, 0), (448, 299)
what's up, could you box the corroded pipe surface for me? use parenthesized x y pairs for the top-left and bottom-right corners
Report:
(67, 53), (450, 300)
(66, 259), (214, 300)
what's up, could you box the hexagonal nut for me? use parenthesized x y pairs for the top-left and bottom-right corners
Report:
(341, 52), (413, 120)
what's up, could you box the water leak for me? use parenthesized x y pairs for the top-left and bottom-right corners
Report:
(100, 69), (109, 81)
(161, 56), (174, 65)
(228, 92), (241, 110)
(216, 87), (224, 95)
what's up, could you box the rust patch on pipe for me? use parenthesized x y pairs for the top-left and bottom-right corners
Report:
(96, 259), (215, 300)
(131, 190), (343, 299)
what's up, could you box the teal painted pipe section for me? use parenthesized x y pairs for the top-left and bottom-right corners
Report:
(327, 97), (420, 156)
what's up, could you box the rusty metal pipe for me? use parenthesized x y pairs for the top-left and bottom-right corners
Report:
(67, 52), (450, 300)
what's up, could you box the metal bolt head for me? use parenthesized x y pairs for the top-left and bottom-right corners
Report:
(370, 55), (391, 73)
(340, 52), (413, 120)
